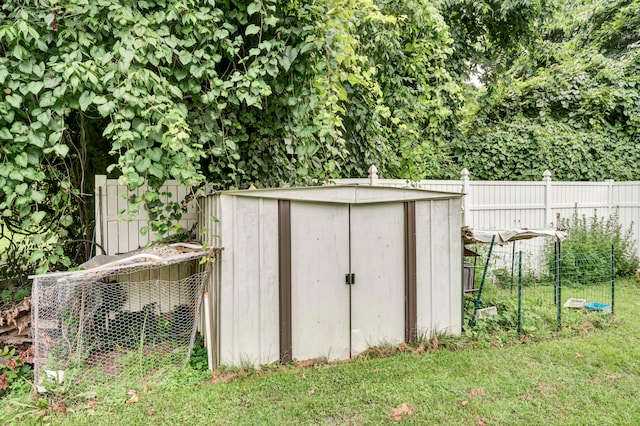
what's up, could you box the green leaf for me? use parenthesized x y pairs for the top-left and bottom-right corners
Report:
(264, 16), (278, 27)
(0, 163), (12, 177)
(39, 91), (56, 108)
(24, 148), (40, 166)
(0, 128), (11, 140)
(15, 153), (28, 168)
(247, 2), (261, 15)
(97, 101), (116, 116)
(148, 163), (165, 178)
(9, 170), (23, 181)
(136, 157), (151, 173)
(26, 81), (44, 95)
(92, 95), (107, 105)
(245, 24), (260, 36)
(225, 139), (237, 150)
(15, 183), (28, 195)
(53, 144), (70, 157)
(6, 94), (21, 108)
(31, 190), (46, 203)
(178, 50), (192, 65)
(27, 131), (45, 148)
(60, 215), (73, 227)
(30, 250), (45, 263)
(79, 91), (95, 111)
(120, 47), (135, 70)
(32, 211), (46, 225)
(147, 148), (163, 162)
(32, 62), (45, 78)
(18, 60), (33, 74)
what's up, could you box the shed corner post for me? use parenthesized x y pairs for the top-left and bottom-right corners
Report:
(368, 165), (378, 186)
(543, 170), (552, 228)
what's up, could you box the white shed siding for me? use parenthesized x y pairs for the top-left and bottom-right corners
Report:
(432, 200), (456, 332)
(448, 198), (463, 334)
(415, 200), (432, 335)
(415, 198), (463, 337)
(218, 196), (280, 366)
(197, 186), (462, 368)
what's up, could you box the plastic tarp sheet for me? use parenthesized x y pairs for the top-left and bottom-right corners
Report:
(462, 227), (568, 245)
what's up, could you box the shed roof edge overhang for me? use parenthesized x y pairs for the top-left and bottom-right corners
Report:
(214, 184), (462, 204)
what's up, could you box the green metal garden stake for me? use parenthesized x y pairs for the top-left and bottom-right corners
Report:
(470, 235), (495, 327)
(611, 244), (615, 315)
(510, 241), (516, 293)
(556, 239), (562, 330)
(517, 250), (523, 336)
(553, 241), (558, 305)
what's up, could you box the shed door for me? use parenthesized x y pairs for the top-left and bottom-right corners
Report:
(288, 201), (406, 361)
(290, 202), (351, 361)
(350, 203), (405, 356)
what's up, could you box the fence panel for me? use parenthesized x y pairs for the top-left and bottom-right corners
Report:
(469, 181), (547, 230)
(95, 170), (640, 257)
(95, 176), (199, 255)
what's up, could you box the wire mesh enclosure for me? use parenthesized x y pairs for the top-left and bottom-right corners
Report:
(465, 234), (614, 335)
(31, 245), (212, 393)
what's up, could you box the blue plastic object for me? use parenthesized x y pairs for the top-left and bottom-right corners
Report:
(584, 302), (611, 313)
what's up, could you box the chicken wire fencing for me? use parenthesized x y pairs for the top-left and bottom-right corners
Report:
(465, 236), (614, 335)
(30, 244), (214, 394)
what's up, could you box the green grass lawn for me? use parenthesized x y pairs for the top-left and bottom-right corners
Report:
(9, 280), (640, 425)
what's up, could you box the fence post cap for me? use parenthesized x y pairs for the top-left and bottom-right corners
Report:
(368, 165), (378, 179)
(461, 168), (470, 178)
(543, 170), (552, 180)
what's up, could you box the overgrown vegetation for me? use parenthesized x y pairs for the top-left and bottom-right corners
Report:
(455, 0), (640, 181)
(0, 0), (464, 279)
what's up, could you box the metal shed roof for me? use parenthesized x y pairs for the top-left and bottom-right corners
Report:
(216, 184), (462, 204)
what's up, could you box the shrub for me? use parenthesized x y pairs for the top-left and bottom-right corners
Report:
(547, 208), (638, 280)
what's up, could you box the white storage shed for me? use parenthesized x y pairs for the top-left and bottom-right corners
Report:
(199, 185), (463, 368)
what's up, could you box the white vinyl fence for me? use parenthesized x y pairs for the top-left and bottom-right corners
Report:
(95, 168), (640, 259)
(94, 175), (199, 256)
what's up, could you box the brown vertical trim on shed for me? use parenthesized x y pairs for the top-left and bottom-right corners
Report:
(278, 200), (292, 362)
(404, 201), (417, 343)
